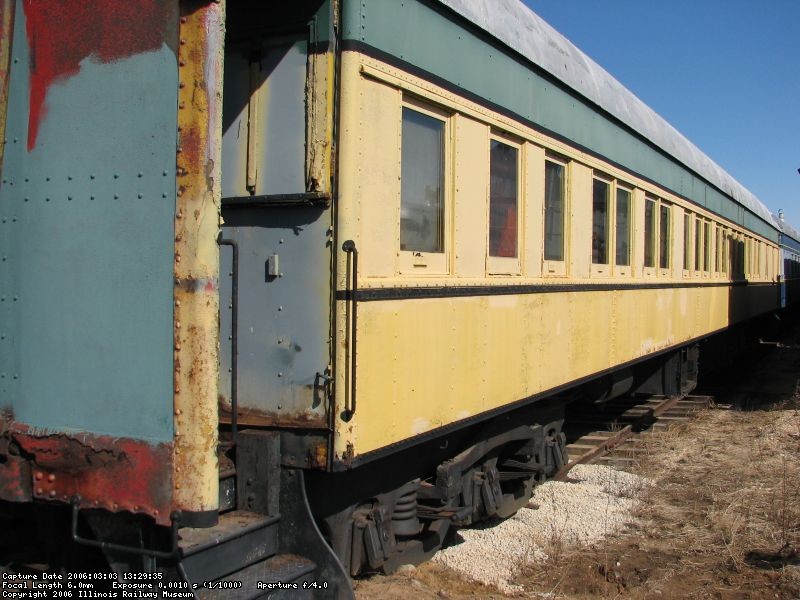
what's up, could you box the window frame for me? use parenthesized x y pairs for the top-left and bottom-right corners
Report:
(398, 98), (452, 275)
(643, 196), (658, 276)
(682, 211), (692, 278)
(658, 201), (672, 275)
(590, 174), (612, 276)
(487, 132), (523, 275)
(542, 156), (569, 277)
(613, 183), (633, 277)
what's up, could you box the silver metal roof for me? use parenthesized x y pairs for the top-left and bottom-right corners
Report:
(774, 215), (800, 245)
(436, 0), (778, 229)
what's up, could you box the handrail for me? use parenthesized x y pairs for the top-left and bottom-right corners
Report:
(342, 240), (358, 417)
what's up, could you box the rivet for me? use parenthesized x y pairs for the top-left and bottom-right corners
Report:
(179, 60), (186, 67)
(67, 196), (72, 201)
(94, 500), (100, 506)
(12, 374), (17, 379)
(114, 194), (119, 199)
(36, 488), (43, 495)
(90, 195), (95, 200)
(138, 193), (143, 199)
(175, 409), (181, 416)
(175, 343), (181, 350)
(24, 197), (29, 202)
(90, 174), (95, 179)
(154, 510), (160, 516)
(48, 474), (55, 482)
(179, 101), (185, 109)
(180, 16), (187, 23)
(163, 170), (168, 176)
(112, 503), (118, 509)
(175, 387), (180, 394)
(176, 210), (183, 218)
(175, 254), (181, 263)
(177, 146), (183, 153)
(175, 300), (181, 306)
(278, 372), (283, 378)
(162, 193), (168, 198)
(134, 505), (139, 511)
(278, 306), (283, 311)
(179, 82), (185, 89)
(279, 238), (284, 244)
(35, 472), (43, 481)
(113, 174), (119, 179)
(277, 404), (282, 409)
(175, 484), (181, 490)
(45, 177), (50, 182)
(45, 197), (50, 202)
(24, 178), (29, 182)
(180, 38), (186, 45)
(67, 176), (72, 181)
(49, 490), (56, 498)
(176, 321), (181, 328)
(138, 172), (143, 178)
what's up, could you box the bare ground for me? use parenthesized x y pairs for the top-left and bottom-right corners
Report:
(356, 334), (800, 599)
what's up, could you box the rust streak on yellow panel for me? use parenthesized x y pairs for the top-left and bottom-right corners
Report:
(173, 0), (224, 515)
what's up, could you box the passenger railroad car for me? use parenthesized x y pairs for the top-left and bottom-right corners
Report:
(0, 0), (793, 595)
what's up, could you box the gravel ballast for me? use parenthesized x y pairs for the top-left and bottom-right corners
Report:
(432, 464), (651, 593)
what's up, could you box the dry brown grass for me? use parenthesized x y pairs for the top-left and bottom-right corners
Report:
(518, 395), (800, 599)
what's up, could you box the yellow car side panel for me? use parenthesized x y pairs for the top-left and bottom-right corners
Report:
(333, 51), (779, 460)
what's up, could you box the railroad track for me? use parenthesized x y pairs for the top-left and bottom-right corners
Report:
(555, 394), (714, 478)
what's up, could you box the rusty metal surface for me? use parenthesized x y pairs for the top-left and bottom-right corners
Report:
(0, 0), (15, 181)
(218, 402), (327, 431)
(172, 0), (224, 515)
(1, 424), (172, 524)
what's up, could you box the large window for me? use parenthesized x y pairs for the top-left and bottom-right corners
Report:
(695, 217), (703, 271)
(592, 178), (610, 264)
(659, 204), (671, 269)
(703, 221), (711, 273)
(615, 187), (631, 267)
(489, 139), (519, 258)
(644, 198), (656, 268)
(544, 160), (566, 261)
(683, 213), (692, 271)
(400, 106), (445, 253)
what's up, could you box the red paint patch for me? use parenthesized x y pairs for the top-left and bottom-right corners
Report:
(23, 0), (171, 150)
(9, 425), (173, 525)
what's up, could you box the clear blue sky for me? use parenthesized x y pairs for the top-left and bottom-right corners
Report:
(523, 0), (800, 229)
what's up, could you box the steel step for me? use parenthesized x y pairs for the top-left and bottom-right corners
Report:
(179, 510), (280, 584)
(196, 554), (317, 600)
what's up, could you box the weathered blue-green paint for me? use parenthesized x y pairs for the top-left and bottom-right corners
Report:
(0, 3), (176, 442)
(343, 0), (778, 242)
